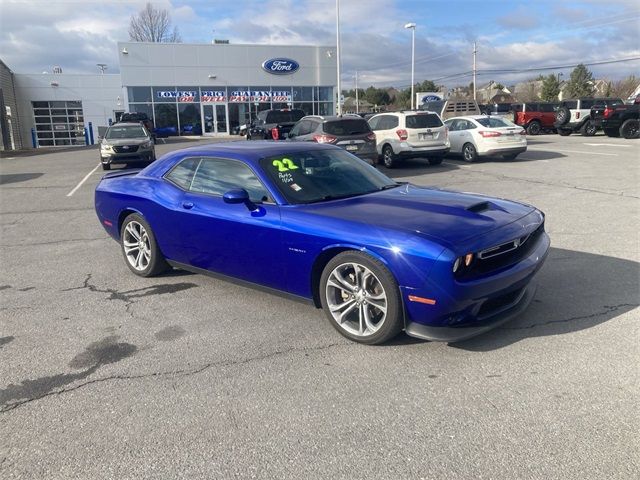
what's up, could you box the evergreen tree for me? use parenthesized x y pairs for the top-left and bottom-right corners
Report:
(565, 64), (595, 98)
(540, 74), (561, 102)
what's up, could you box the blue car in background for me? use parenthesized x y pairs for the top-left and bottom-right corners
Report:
(94, 142), (549, 344)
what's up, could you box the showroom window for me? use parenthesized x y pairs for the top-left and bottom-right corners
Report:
(31, 100), (85, 147)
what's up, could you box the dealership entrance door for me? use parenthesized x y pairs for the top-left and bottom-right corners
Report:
(202, 104), (228, 135)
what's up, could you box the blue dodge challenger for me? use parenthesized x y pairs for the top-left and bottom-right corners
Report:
(95, 141), (549, 344)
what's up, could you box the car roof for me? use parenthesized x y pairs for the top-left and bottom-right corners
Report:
(445, 115), (511, 122)
(110, 122), (145, 127)
(147, 141), (340, 176)
(303, 115), (366, 122)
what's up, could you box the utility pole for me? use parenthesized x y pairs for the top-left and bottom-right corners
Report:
(472, 42), (477, 101)
(355, 71), (359, 114)
(336, 0), (342, 115)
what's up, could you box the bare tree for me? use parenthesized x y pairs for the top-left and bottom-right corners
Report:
(129, 2), (182, 43)
(610, 75), (638, 100)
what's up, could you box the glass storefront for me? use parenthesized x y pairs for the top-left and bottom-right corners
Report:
(32, 100), (85, 146)
(127, 86), (334, 136)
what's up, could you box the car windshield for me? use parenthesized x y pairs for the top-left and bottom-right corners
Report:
(265, 110), (305, 124)
(324, 119), (371, 135)
(260, 149), (397, 204)
(406, 114), (442, 129)
(475, 117), (514, 128)
(106, 126), (147, 139)
(421, 100), (445, 112)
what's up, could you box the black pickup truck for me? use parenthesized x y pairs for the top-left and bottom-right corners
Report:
(246, 109), (305, 140)
(600, 101), (640, 139)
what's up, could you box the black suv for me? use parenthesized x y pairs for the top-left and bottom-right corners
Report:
(247, 109), (305, 140)
(287, 115), (377, 164)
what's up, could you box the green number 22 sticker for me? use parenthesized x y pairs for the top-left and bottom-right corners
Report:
(272, 158), (299, 172)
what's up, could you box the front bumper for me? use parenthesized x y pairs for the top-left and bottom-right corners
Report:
(401, 220), (549, 342)
(101, 150), (154, 165)
(405, 282), (536, 342)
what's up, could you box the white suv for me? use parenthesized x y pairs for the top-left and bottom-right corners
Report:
(368, 111), (450, 168)
(555, 97), (622, 136)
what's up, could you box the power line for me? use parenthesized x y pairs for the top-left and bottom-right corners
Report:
(431, 56), (640, 82)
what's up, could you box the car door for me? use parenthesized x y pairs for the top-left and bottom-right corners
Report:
(175, 156), (284, 289)
(445, 119), (463, 152)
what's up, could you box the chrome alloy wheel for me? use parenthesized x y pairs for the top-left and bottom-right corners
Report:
(325, 262), (388, 337)
(122, 221), (152, 271)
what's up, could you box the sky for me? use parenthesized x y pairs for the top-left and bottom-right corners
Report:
(1, 0), (639, 89)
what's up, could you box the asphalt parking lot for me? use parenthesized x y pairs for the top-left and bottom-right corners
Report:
(1, 133), (638, 479)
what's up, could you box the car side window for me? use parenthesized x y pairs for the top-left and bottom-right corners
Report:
(289, 122), (303, 137)
(368, 116), (380, 130)
(387, 116), (399, 129)
(581, 100), (594, 109)
(190, 157), (270, 203)
(298, 120), (313, 136)
(445, 119), (457, 131)
(164, 157), (201, 190)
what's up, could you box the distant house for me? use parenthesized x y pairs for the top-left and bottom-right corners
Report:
(476, 82), (512, 103)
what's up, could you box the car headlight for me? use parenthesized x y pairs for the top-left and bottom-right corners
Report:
(452, 253), (474, 273)
(100, 144), (113, 152)
(141, 140), (153, 148)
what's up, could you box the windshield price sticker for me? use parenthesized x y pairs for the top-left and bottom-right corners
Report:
(272, 158), (299, 172)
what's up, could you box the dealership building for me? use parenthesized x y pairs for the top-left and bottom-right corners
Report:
(0, 42), (337, 150)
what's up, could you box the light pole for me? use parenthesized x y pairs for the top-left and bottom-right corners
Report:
(404, 23), (416, 110)
(336, 0), (342, 115)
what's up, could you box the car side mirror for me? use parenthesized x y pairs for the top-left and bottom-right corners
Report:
(223, 188), (257, 211)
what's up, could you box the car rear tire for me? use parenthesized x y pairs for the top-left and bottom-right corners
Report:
(556, 107), (570, 125)
(319, 251), (403, 345)
(428, 157), (443, 165)
(462, 143), (477, 162)
(580, 120), (597, 136)
(620, 119), (639, 139)
(382, 145), (397, 168)
(557, 129), (571, 136)
(526, 121), (541, 136)
(120, 213), (169, 277)
(102, 163), (111, 170)
(603, 127), (620, 137)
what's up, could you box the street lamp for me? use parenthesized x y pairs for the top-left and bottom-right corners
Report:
(404, 22), (416, 110)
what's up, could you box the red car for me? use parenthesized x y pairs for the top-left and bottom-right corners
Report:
(512, 102), (559, 135)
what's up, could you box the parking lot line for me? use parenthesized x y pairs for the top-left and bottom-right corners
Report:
(66, 163), (101, 197)
(584, 143), (633, 148)
(528, 148), (619, 157)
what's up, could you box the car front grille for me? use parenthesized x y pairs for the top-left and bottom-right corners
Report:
(456, 222), (545, 280)
(113, 145), (139, 153)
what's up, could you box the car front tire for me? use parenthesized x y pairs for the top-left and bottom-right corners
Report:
(620, 119), (639, 139)
(580, 120), (597, 136)
(120, 213), (169, 277)
(526, 121), (542, 135)
(320, 251), (403, 345)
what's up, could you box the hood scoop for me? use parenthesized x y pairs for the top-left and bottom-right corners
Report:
(466, 201), (491, 213)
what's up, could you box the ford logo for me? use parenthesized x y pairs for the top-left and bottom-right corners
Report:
(262, 58), (299, 75)
(422, 95), (442, 102)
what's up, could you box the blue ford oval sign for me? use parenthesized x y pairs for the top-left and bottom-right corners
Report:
(262, 58), (299, 75)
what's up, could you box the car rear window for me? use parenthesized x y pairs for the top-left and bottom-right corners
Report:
(265, 110), (305, 124)
(405, 114), (443, 129)
(323, 119), (371, 135)
(476, 117), (513, 128)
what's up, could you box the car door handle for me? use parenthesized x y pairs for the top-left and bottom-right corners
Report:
(182, 202), (194, 210)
